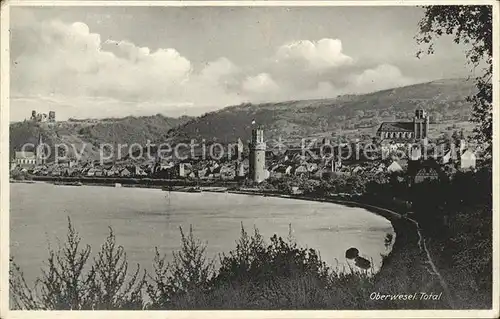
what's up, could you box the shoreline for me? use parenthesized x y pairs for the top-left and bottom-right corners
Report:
(11, 178), (405, 219)
(12, 179), (409, 265)
(11, 178), (454, 307)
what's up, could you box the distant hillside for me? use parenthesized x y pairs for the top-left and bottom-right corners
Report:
(10, 78), (478, 161)
(9, 114), (192, 160)
(168, 78), (477, 144)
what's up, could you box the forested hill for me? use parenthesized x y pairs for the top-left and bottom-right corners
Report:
(167, 78), (476, 144)
(9, 114), (192, 160)
(10, 78), (476, 160)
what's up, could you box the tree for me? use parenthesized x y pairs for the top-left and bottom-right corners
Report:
(416, 5), (492, 159)
(355, 110), (365, 118)
(432, 112), (443, 123)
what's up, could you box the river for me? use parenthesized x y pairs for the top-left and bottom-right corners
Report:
(10, 182), (395, 284)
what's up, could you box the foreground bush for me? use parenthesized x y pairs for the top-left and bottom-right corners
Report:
(10, 211), (488, 310)
(10, 220), (377, 310)
(10, 218), (146, 310)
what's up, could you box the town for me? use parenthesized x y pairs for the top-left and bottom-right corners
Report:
(7, 4), (494, 313)
(10, 108), (479, 192)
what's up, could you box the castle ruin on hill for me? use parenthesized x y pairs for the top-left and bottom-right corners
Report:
(30, 110), (56, 123)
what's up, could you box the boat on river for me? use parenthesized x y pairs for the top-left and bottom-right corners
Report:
(162, 186), (202, 193)
(185, 187), (202, 193)
(53, 181), (83, 186)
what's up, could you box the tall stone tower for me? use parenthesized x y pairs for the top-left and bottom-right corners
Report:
(249, 125), (267, 183)
(49, 111), (56, 122)
(413, 109), (429, 142)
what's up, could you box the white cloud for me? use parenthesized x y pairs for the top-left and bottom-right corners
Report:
(11, 19), (243, 119)
(242, 73), (280, 96)
(347, 64), (421, 94)
(10, 17), (423, 121)
(199, 57), (239, 84)
(276, 38), (353, 70)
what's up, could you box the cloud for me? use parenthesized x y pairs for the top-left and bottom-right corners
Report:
(10, 17), (422, 121)
(199, 57), (240, 84)
(347, 64), (421, 94)
(276, 38), (353, 70)
(11, 18), (243, 119)
(242, 73), (280, 96)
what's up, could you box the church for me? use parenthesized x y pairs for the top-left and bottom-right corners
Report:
(377, 109), (430, 142)
(12, 134), (47, 169)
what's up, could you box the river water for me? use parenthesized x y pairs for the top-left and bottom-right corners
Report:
(10, 182), (395, 284)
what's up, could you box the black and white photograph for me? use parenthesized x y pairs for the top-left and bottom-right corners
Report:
(1, 1), (498, 317)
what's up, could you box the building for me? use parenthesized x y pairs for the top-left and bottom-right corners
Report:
(248, 125), (268, 183)
(377, 109), (430, 142)
(49, 111), (56, 122)
(414, 167), (440, 184)
(271, 165), (292, 179)
(408, 158), (446, 185)
(13, 134), (46, 168)
(459, 149), (476, 171)
(439, 139), (476, 171)
(178, 162), (186, 177)
(14, 151), (37, 167)
(235, 138), (244, 160)
(325, 156), (342, 173)
(409, 145), (422, 161)
(387, 160), (404, 173)
(235, 160), (246, 179)
(35, 134), (47, 165)
(30, 110), (56, 123)
(293, 164), (309, 177)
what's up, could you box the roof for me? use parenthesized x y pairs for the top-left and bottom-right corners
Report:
(461, 149), (476, 158)
(15, 151), (36, 159)
(274, 165), (291, 173)
(285, 148), (304, 156)
(377, 122), (414, 133)
(408, 158), (447, 180)
(416, 167), (439, 176)
(388, 161), (403, 169)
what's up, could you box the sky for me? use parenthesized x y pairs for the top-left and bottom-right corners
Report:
(9, 5), (475, 121)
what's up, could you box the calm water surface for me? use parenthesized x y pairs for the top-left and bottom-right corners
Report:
(10, 183), (395, 284)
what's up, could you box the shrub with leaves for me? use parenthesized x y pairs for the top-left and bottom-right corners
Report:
(147, 226), (214, 309)
(90, 227), (147, 309)
(10, 217), (95, 310)
(10, 218), (146, 310)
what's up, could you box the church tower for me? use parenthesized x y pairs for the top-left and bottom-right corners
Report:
(413, 109), (429, 143)
(249, 124), (267, 183)
(36, 134), (46, 165)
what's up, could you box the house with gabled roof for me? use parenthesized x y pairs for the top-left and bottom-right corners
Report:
(271, 165), (292, 179)
(408, 158), (446, 185)
(220, 165), (236, 180)
(119, 167), (132, 177)
(86, 167), (97, 177)
(292, 164), (309, 177)
(94, 168), (105, 177)
(387, 160), (405, 173)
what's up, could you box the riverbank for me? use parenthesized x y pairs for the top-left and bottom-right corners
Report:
(28, 175), (239, 188)
(11, 180), (456, 309)
(224, 189), (453, 308)
(13, 179), (404, 257)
